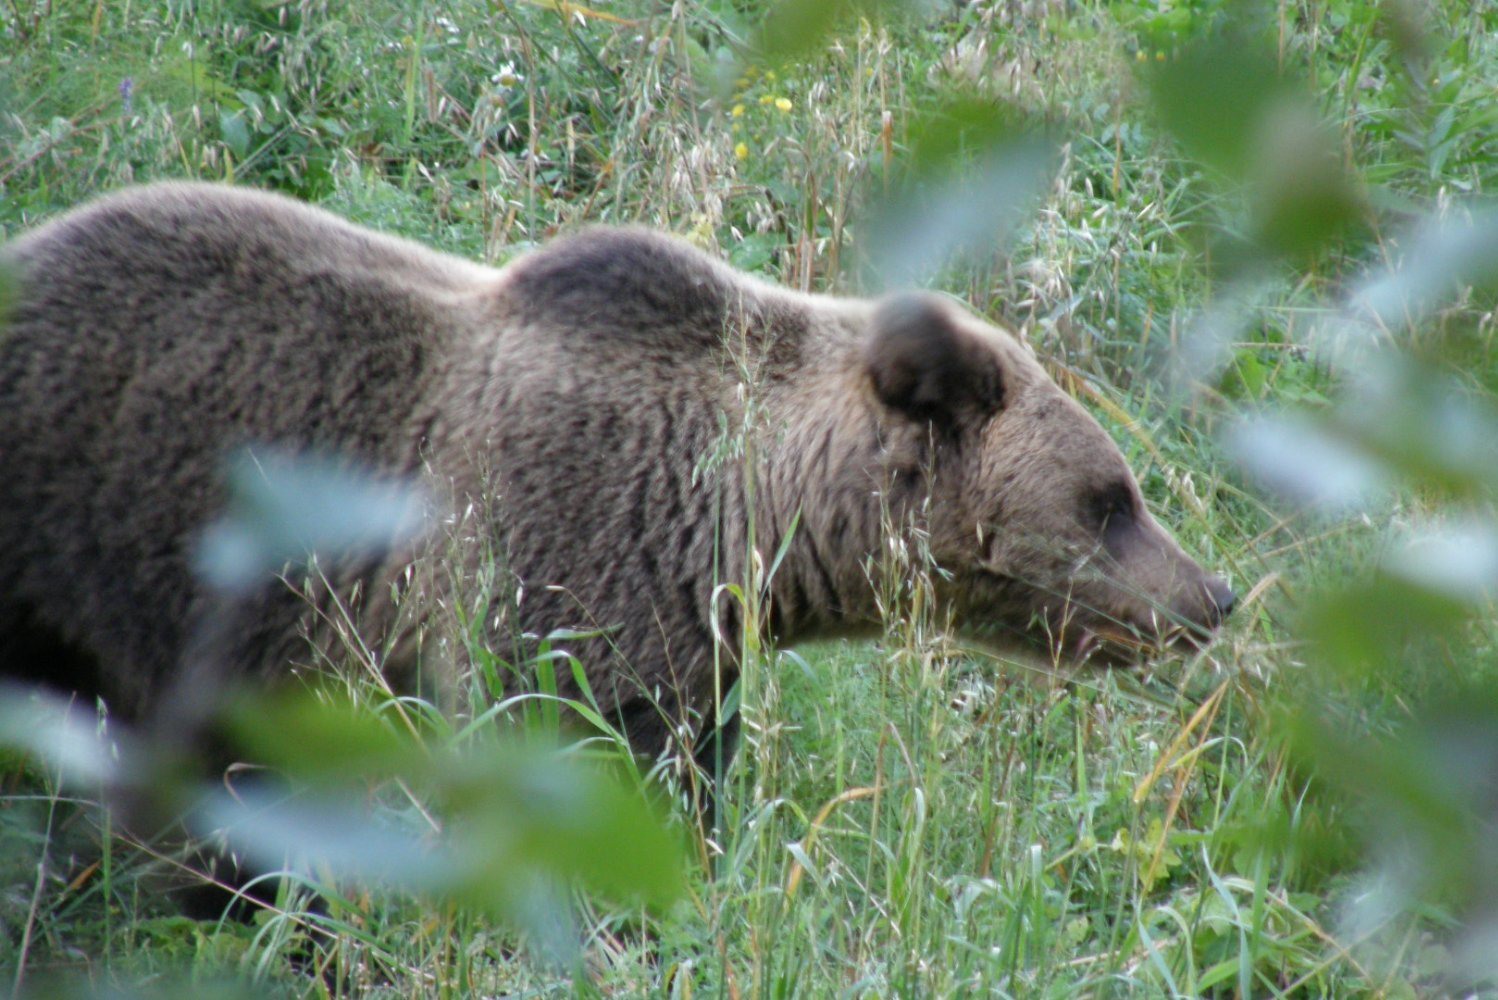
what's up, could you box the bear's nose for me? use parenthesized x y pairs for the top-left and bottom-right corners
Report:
(1205, 576), (1236, 624)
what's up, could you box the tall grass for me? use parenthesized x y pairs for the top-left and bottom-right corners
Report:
(3, 0), (1497, 995)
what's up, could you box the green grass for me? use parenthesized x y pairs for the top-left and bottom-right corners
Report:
(4, 0), (1498, 996)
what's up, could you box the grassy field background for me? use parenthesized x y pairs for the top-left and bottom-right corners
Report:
(3, 0), (1498, 996)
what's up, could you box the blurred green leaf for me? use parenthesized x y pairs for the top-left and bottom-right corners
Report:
(900, 95), (1036, 174)
(1377, 0), (1435, 70)
(868, 96), (1056, 285)
(1343, 210), (1498, 338)
(1143, 16), (1365, 264)
(1228, 414), (1387, 513)
(1143, 24), (1287, 180)
(1249, 104), (1366, 260)
(1232, 353), (1498, 514)
(0, 683), (117, 786)
(210, 691), (685, 927)
(1337, 355), (1498, 499)
(1388, 518), (1498, 602)
(196, 447), (428, 592)
(1298, 574), (1470, 678)
(751, 0), (903, 66)
(1, 680), (685, 962)
(1279, 685), (1498, 986)
(223, 689), (429, 782)
(439, 749), (686, 909)
(754, 0), (848, 63)
(1114, 0), (1228, 51)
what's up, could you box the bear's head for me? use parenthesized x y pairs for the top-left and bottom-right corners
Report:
(861, 293), (1233, 663)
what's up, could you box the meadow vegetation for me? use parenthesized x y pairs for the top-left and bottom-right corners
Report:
(3, 0), (1498, 995)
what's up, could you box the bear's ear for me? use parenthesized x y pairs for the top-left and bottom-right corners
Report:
(864, 294), (1006, 425)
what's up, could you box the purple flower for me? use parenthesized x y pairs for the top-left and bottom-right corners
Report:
(119, 77), (134, 113)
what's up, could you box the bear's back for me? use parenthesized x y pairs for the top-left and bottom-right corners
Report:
(0, 184), (492, 712)
(0, 182), (851, 728)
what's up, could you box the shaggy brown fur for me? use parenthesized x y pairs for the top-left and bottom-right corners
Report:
(0, 182), (1232, 759)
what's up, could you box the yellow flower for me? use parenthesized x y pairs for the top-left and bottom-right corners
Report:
(734, 142), (749, 160)
(765, 69), (777, 81)
(1135, 49), (1147, 63)
(759, 94), (774, 105)
(775, 97), (792, 112)
(732, 103), (745, 117)
(731, 122), (741, 133)
(1155, 50), (1166, 61)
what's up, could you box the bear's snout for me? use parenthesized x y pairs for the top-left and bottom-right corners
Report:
(1182, 573), (1235, 633)
(1160, 572), (1235, 650)
(1204, 576), (1236, 625)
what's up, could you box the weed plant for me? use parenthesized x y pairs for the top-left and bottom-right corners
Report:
(3, 0), (1498, 996)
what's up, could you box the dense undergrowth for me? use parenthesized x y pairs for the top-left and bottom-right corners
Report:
(3, 0), (1498, 996)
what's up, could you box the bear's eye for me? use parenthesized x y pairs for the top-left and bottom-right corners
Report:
(1083, 481), (1136, 538)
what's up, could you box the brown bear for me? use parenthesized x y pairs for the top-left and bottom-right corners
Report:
(0, 182), (1233, 763)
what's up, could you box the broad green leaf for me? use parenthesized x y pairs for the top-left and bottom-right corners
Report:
(196, 448), (427, 592)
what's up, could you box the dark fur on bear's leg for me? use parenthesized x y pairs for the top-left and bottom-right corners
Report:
(162, 787), (343, 986)
(615, 693), (741, 840)
(169, 851), (297, 923)
(692, 711), (741, 841)
(176, 873), (337, 986)
(0, 600), (114, 727)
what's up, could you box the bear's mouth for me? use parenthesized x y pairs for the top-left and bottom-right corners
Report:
(1072, 625), (1146, 664)
(1068, 614), (1217, 666)
(960, 569), (1222, 666)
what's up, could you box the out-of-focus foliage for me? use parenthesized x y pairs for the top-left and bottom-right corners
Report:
(1133, 5), (1498, 992)
(866, 94), (1056, 285)
(0, 452), (684, 990)
(0, 679), (686, 942)
(215, 690), (685, 919)
(1143, 17), (1365, 266)
(4, 0), (1498, 994)
(196, 448), (428, 592)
